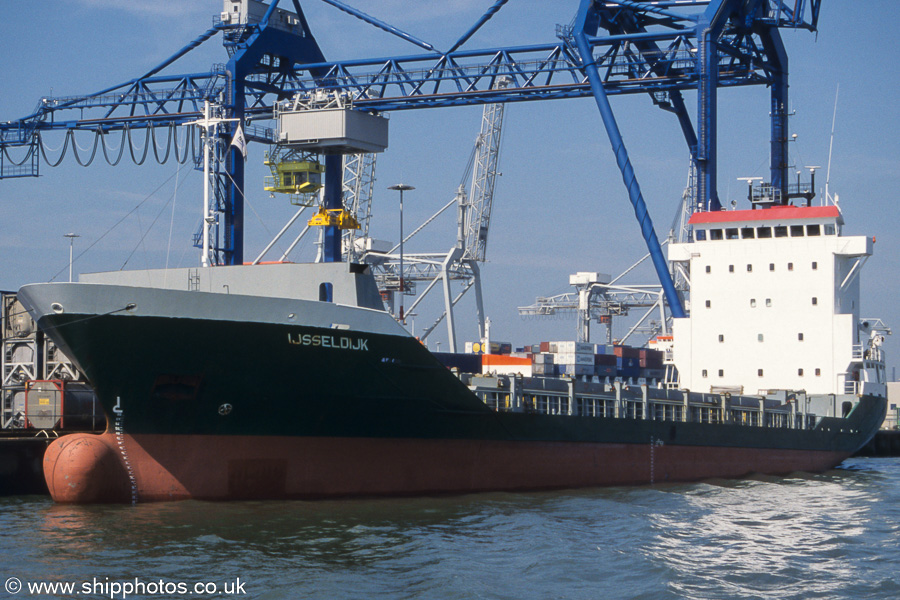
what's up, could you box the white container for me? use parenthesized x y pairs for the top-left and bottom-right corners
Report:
(555, 353), (594, 365)
(555, 341), (594, 354)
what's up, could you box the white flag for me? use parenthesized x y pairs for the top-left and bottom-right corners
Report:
(230, 123), (247, 158)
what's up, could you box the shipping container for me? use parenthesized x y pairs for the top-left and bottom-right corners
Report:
(617, 366), (641, 379)
(594, 365), (617, 377)
(642, 368), (667, 379)
(558, 363), (594, 377)
(556, 353), (594, 366)
(532, 353), (555, 364)
(639, 356), (665, 368)
(466, 341), (512, 354)
(482, 354), (531, 367)
(613, 345), (641, 359)
(532, 363), (558, 376)
(554, 341), (594, 354)
(595, 354), (617, 366)
(616, 356), (641, 369)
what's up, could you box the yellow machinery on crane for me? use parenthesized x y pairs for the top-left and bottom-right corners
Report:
(263, 150), (326, 206)
(307, 205), (360, 229)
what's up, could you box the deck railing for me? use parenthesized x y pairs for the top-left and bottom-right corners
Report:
(470, 375), (813, 431)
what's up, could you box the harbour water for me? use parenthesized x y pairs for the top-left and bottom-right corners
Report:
(2, 457), (899, 600)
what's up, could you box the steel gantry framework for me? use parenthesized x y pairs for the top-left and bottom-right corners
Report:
(0, 0), (821, 315)
(366, 87), (507, 351)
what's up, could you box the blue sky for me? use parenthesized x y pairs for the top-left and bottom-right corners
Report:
(2, 1), (899, 374)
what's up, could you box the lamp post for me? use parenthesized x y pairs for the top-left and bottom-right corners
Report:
(63, 233), (80, 282)
(387, 183), (414, 323)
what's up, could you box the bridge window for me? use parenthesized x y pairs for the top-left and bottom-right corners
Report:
(741, 227), (755, 239)
(774, 226), (788, 238)
(726, 228), (739, 240)
(757, 227), (772, 238)
(790, 225), (805, 237)
(807, 224), (821, 236)
(824, 224), (836, 235)
(710, 229), (724, 240)
(319, 282), (333, 302)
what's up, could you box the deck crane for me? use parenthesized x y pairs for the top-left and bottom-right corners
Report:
(0, 0), (823, 324)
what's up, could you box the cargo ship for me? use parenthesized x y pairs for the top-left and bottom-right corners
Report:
(16, 200), (888, 503)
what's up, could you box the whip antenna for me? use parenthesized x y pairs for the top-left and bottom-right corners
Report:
(825, 84), (839, 205)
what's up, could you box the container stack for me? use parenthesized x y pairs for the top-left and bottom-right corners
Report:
(458, 339), (666, 382)
(464, 341), (512, 355)
(550, 341), (594, 377)
(531, 350), (556, 376)
(594, 347), (617, 378)
(613, 345), (641, 379)
(524, 341), (666, 381)
(638, 347), (665, 380)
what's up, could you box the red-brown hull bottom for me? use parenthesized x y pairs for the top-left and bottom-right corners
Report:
(43, 432), (850, 503)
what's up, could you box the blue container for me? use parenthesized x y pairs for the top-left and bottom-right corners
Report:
(617, 366), (641, 378)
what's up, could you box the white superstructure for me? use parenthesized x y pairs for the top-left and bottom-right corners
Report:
(668, 205), (886, 398)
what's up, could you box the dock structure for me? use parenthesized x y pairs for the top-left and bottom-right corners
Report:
(1, 291), (104, 495)
(855, 383), (900, 456)
(855, 431), (900, 457)
(0, 433), (51, 495)
(2, 291), (89, 429)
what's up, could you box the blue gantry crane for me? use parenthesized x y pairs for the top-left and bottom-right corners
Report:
(0, 0), (821, 318)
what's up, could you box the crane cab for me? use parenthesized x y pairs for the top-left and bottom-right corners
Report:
(263, 156), (325, 204)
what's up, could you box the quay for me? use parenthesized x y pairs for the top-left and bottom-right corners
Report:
(855, 430), (900, 458)
(0, 433), (51, 495)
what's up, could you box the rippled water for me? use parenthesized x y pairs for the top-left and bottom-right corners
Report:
(2, 457), (899, 600)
